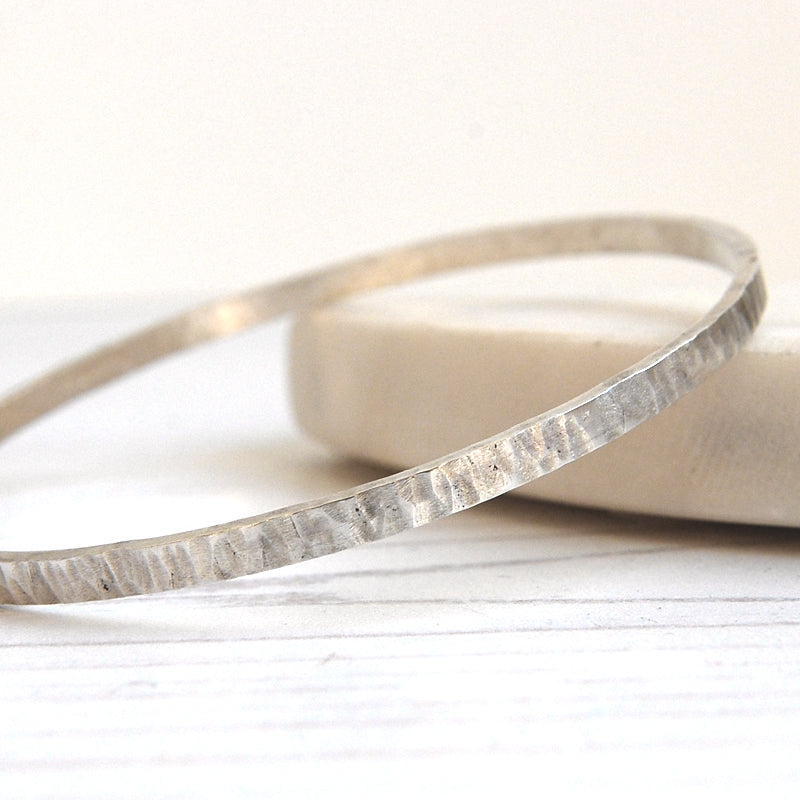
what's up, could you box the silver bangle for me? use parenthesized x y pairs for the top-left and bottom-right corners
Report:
(0, 216), (766, 604)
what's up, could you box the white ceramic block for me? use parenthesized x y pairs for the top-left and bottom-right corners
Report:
(290, 255), (800, 526)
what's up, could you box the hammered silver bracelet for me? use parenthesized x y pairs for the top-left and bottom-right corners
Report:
(0, 216), (766, 604)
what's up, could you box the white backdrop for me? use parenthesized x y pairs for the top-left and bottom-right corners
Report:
(1, 1), (797, 299)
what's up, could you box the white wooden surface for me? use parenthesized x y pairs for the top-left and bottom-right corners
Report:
(2, 300), (800, 799)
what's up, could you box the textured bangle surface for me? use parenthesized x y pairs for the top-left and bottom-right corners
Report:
(0, 217), (766, 604)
